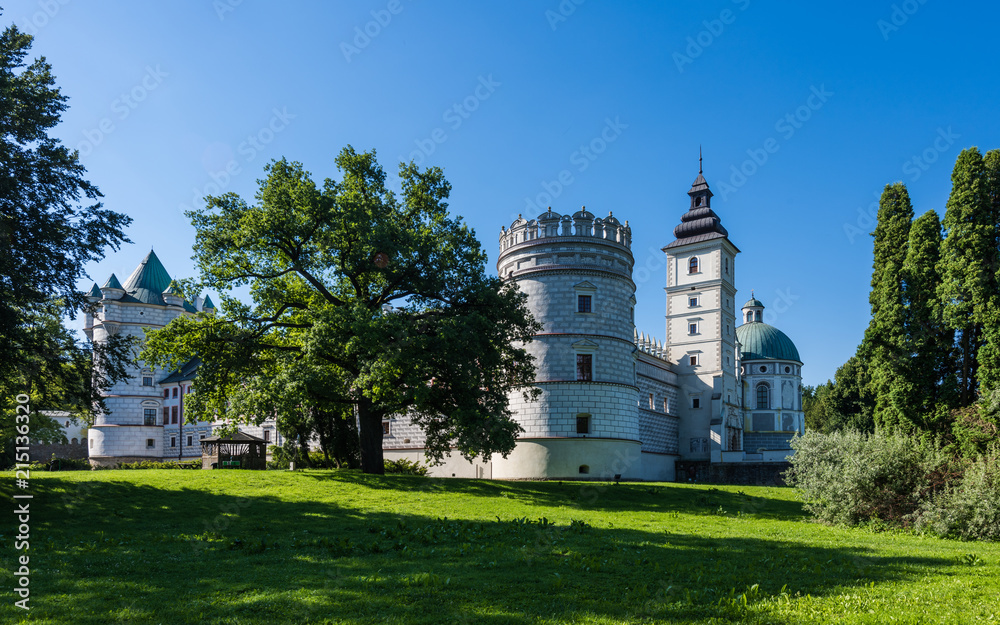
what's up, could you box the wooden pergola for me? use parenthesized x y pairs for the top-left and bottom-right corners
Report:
(200, 431), (267, 470)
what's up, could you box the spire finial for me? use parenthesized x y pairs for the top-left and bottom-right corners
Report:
(699, 145), (703, 174)
(751, 288), (755, 299)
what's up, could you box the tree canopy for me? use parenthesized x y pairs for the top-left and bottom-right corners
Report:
(142, 148), (540, 473)
(0, 20), (132, 464)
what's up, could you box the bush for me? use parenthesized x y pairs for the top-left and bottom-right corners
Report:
(913, 448), (1000, 541)
(117, 460), (201, 470)
(384, 458), (428, 476)
(787, 429), (949, 526)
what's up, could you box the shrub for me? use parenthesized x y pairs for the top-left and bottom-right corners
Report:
(117, 460), (201, 470)
(384, 458), (429, 476)
(913, 448), (1000, 541)
(787, 429), (949, 526)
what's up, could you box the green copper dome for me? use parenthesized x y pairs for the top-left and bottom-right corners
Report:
(736, 321), (801, 363)
(743, 297), (763, 308)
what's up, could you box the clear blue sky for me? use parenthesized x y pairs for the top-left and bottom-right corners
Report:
(7, 1), (999, 387)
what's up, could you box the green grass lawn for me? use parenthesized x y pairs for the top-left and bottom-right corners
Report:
(2, 470), (999, 624)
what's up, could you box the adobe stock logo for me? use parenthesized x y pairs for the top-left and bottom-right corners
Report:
(714, 84), (833, 201)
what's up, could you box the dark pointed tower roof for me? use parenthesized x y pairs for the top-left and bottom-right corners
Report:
(102, 273), (124, 290)
(664, 155), (737, 251)
(87, 283), (103, 298)
(121, 250), (173, 305)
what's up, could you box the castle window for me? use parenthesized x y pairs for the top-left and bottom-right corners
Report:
(577, 294), (592, 313)
(648, 393), (654, 409)
(172, 387), (178, 398)
(785, 366), (791, 373)
(688, 257), (699, 274)
(187, 435), (193, 447)
(756, 383), (770, 409)
(200, 433), (206, 440)
(170, 437), (176, 448)
(382, 421), (390, 436)
(579, 464), (590, 474)
(755, 311), (762, 322)
(576, 414), (590, 434)
(146, 438), (155, 448)
(746, 312), (753, 323)
(163, 389), (169, 398)
(264, 430), (271, 442)
(725, 258), (729, 275)
(71, 438), (77, 444)
(171, 406), (178, 424)
(695, 196), (702, 207)
(142, 376), (153, 386)
(692, 398), (700, 409)
(90, 438), (94, 449)
(663, 397), (669, 412)
(576, 354), (593, 381)
(162, 407), (169, 424)
(689, 296), (698, 307)
(689, 355), (698, 366)
(143, 409), (156, 426)
(688, 322), (698, 335)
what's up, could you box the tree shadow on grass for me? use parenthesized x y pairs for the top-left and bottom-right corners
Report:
(302, 470), (806, 521)
(5, 474), (954, 625)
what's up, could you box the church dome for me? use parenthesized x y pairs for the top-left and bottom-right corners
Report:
(736, 322), (801, 363)
(743, 296), (763, 309)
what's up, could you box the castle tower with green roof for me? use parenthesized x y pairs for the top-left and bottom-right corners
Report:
(85, 250), (215, 466)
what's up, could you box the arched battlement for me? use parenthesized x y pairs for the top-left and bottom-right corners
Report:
(499, 208), (631, 253)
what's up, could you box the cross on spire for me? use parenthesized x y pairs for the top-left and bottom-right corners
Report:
(699, 145), (703, 174)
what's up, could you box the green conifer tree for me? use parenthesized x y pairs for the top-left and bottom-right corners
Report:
(938, 148), (991, 404)
(900, 210), (956, 433)
(864, 183), (913, 430)
(975, 149), (1000, 394)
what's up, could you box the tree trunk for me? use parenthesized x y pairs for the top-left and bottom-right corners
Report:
(357, 397), (385, 474)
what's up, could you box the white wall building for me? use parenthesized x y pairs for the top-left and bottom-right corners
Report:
(385, 164), (804, 480)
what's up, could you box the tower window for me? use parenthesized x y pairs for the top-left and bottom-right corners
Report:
(162, 407), (169, 424)
(689, 355), (698, 366)
(692, 398), (701, 409)
(172, 387), (178, 398)
(264, 430), (271, 442)
(785, 366), (791, 373)
(725, 258), (729, 274)
(695, 196), (702, 207)
(663, 397), (669, 412)
(143, 409), (156, 426)
(688, 323), (698, 335)
(756, 383), (770, 409)
(688, 257), (699, 274)
(171, 406), (178, 424)
(146, 438), (155, 448)
(755, 311), (762, 322)
(163, 389), (169, 398)
(142, 376), (153, 387)
(170, 437), (176, 448)
(746, 312), (753, 323)
(577, 294), (592, 313)
(648, 393), (654, 409)
(688, 296), (698, 307)
(576, 354), (593, 381)
(576, 414), (590, 434)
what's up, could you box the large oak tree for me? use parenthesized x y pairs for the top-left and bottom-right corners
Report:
(143, 148), (539, 473)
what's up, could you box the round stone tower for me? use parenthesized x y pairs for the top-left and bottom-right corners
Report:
(494, 207), (641, 479)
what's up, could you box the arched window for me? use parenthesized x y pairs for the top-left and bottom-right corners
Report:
(695, 197), (702, 207)
(746, 312), (753, 323)
(725, 258), (729, 274)
(756, 383), (769, 409)
(688, 257), (699, 274)
(755, 311), (762, 322)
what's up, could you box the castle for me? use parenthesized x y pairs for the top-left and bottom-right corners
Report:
(383, 167), (804, 480)
(85, 166), (804, 479)
(83, 250), (287, 466)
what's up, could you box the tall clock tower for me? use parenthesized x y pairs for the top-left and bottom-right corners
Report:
(663, 161), (741, 461)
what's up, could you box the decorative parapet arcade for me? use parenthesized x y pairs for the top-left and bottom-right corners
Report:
(499, 207), (632, 252)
